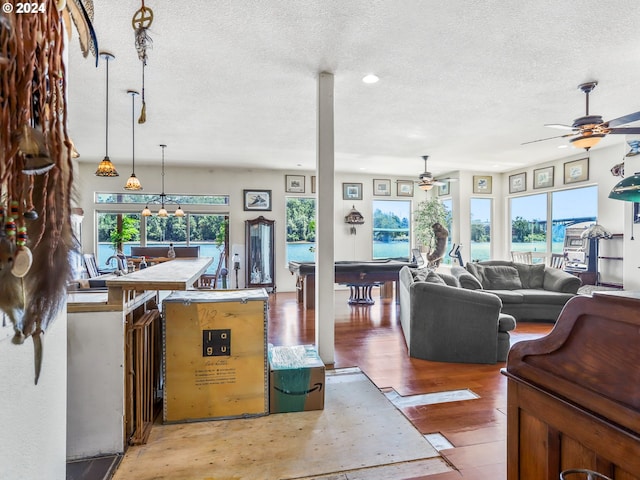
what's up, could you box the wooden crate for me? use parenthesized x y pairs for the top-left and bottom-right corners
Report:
(162, 289), (268, 423)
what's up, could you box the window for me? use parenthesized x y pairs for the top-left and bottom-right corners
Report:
(286, 197), (316, 262)
(96, 211), (228, 274)
(95, 192), (229, 205)
(551, 186), (597, 253)
(511, 193), (547, 256)
(96, 212), (141, 266)
(470, 198), (491, 262)
(510, 186), (597, 258)
(372, 200), (411, 259)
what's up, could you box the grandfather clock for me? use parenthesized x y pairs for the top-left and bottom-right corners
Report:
(245, 216), (275, 292)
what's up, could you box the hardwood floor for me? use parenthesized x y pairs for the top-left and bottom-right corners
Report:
(268, 289), (553, 479)
(80, 288), (552, 480)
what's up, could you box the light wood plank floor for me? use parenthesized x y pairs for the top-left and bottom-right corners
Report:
(267, 289), (552, 479)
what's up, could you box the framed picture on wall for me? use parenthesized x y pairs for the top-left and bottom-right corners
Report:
(438, 181), (450, 196)
(509, 172), (526, 194)
(285, 175), (305, 193)
(473, 175), (492, 194)
(311, 175), (316, 194)
(397, 180), (414, 197)
(373, 179), (391, 196)
(243, 189), (272, 211)
(564, 158), (589, 184)
(342, 183), (362, 200)
(533, 166), (554, 189)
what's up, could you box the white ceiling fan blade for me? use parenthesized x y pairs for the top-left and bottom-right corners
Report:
(544, 123), (578, 130)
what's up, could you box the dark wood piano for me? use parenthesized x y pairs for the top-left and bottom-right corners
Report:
(503, 291), (640, 480)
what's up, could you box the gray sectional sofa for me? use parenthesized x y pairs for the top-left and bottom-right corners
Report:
(451, 260), (581, 322)
(399, 266), (516, 364)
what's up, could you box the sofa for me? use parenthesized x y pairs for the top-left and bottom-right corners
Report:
(451, 260), (581, 322)
(399, 266), (516, 364)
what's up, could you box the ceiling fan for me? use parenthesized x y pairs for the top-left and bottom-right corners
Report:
(523, 82), (640, 150)
(417, 155), (447, 191)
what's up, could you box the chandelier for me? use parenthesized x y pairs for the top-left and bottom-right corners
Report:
(141, 144), (184, 217)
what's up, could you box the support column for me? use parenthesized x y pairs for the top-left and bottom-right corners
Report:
(316, 72), (335, 364)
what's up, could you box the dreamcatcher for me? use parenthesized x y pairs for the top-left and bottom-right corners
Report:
(132, 0), (154, 123)
(0, 0), (95, 384)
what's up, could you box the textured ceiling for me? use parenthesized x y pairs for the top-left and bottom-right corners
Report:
(67, 0), (640, 179)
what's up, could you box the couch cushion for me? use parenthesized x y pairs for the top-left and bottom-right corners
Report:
(484, 266), (522, 290)
(486, 289), (525, 304)
(424, 271), (446, 285)
(438, 272), (460, 287)
(498, 313), (516, 332)
(513, 263), (545, 289)
(514, 289), (575, 305)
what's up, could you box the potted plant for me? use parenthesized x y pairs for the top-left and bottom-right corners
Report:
(109, 216), (139, 253)
(414, 198), (450, 254)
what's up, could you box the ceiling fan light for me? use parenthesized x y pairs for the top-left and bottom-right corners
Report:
(419, 182), (434, 191)
(124, 173), (143, 190)
(609, 172), (640, 202)
(570, 134), (605, 150)
(95, 156), (119, 177)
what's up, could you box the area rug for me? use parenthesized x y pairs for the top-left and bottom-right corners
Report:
(113, 369), (451, 480)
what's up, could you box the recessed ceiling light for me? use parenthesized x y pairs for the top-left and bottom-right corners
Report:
(362, 74), (379, 84)
(558, 145), (568, 149)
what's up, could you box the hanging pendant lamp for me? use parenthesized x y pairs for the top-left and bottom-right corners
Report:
(124, 89), (143, 190)
(95, 52), (119, 177)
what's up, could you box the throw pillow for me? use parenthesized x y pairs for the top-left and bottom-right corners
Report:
(484, 266), (522, 290)
(457, 272), (483, 290)
(424, 271), (446, 285)
(410, 267), (431, 282)
(466, 262), (489, 288)
(529, 263), (545, 289)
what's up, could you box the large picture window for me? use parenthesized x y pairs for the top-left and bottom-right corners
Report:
(286, 197), (316, 262)
(96, 211), (228, 274)
(372, 200), (410, 259)
(470, 198), (491, 262)
(510, 186), (597, 259)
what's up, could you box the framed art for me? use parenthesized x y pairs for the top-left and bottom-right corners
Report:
(564, 158), (589, 184)
(373, 179), (391, 196)
(509, 172), (526, 194)
(473, 175), (492, 194)
(342, 182), (363, 200)
(438, 181), (450, 196)
(285, 175), (305, 193)
(397, 180), (414, 197)
(311, 175), (316, 194)
(533, 166), (554, 189)
(243, 189), (272, 211)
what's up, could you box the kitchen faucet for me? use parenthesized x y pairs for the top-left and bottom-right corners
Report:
(106, 253), (128, 275)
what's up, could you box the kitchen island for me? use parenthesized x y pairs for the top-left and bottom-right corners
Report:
(67, 257), (213, 460)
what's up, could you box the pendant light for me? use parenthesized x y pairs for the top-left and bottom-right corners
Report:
(124, 89), (143, 190)
(95, 52), (119, 177)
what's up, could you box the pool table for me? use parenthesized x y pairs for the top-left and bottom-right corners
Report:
(288, 259), (418, 309)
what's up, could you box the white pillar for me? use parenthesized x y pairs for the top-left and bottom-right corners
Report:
(316, 72), (335, 364)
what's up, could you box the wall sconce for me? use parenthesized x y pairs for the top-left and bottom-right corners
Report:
(345, 205), (364, 235)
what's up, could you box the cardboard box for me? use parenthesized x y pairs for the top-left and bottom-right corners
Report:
(269, 345), (325, 413)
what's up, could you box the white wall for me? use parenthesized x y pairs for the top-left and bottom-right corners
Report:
(0, 307), (67, 480)
(76, 141), (640, 291)
(75, 163), (427, 293)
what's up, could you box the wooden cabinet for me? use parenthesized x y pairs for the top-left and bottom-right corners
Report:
(245, 216), (276, 292)
(503, 292), (640, 479)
